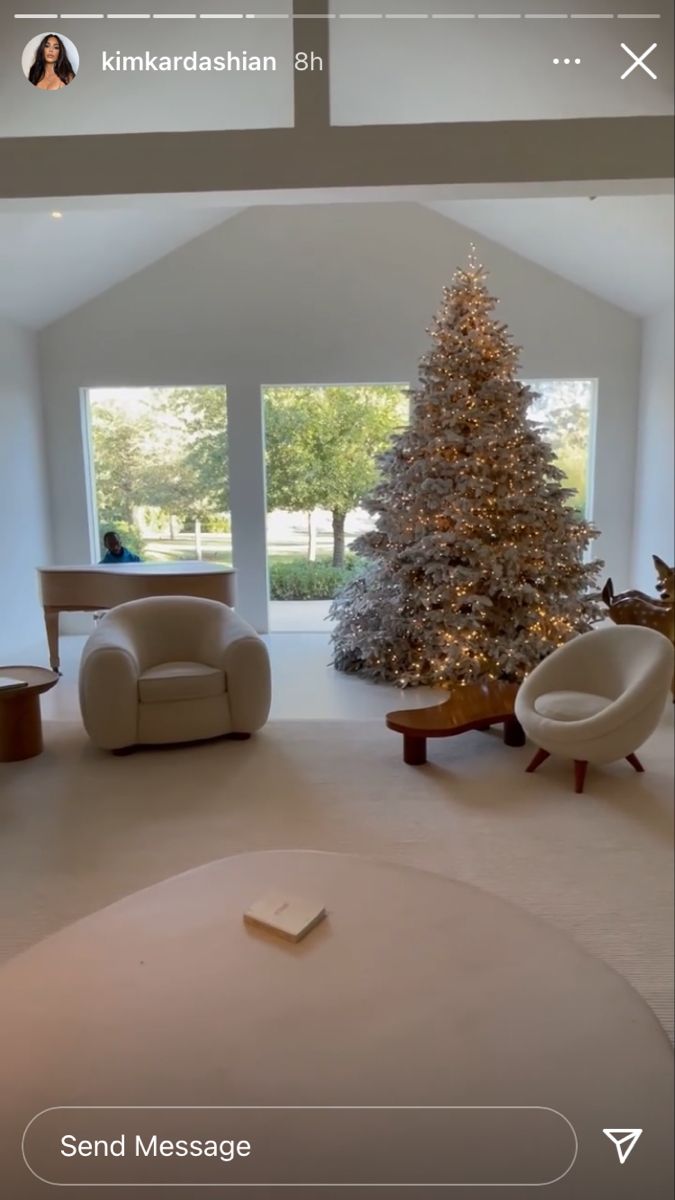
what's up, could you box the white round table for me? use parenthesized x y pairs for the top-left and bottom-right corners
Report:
(0, 851), (671, 1198)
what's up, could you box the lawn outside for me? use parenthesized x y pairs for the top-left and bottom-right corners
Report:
(138, 509), (369, 613)
(141, 521), (347, 630)
(142, 508), (372, 572)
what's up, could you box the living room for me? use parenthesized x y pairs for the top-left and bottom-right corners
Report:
(0, 2), (673, 1196)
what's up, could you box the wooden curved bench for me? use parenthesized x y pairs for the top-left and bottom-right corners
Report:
(386, 679), (525, 765)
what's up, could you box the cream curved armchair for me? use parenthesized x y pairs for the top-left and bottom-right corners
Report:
(514, 625), (674, 793)
(79, 596), (271, 752)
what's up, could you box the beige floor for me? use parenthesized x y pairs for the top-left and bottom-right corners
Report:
(39, 633), (444, 722)
(2, 635), (674, 1041)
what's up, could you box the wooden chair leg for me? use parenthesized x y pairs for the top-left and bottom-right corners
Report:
(526, 748), (550, 774)
(573, 760), (588, 794)
(626, 752), (645, 773)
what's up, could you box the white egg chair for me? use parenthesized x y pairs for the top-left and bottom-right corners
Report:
(514, 625), (674, 793)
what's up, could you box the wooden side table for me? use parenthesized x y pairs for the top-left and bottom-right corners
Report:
(0, 667), (59, 762)
(386, 679), (525, 765)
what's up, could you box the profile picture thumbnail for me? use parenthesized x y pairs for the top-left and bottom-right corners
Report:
(22, 32), (79, 90)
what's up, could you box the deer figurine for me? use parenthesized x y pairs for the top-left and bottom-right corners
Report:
(654, 554), (675, 604)
(602, 555), (674, 697)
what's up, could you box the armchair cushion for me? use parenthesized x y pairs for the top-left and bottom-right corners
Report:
(138, 662), (225, 705)
(534, 691), (612, 722)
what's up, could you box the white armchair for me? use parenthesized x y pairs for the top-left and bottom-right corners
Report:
(514, 625), (674, 793)
(79, 596), (271, 752)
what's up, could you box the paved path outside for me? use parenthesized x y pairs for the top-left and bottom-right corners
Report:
(269, 600), (333, 632)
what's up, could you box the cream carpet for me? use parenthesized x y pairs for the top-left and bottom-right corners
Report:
(1, 715), (673, 1037)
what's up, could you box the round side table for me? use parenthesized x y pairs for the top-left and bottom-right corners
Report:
(0, 666), (59, 762)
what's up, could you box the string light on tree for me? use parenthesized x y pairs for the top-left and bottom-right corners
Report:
(330, 252), (603, 687)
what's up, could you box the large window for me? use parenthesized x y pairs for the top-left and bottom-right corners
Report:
(263, 385), (409, 631)
(85, 378), (594, 627)
(87, 387), (230, 564)
(525, 379), (595, 518)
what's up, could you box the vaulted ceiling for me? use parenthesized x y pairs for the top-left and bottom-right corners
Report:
(427, 194), (674, 317)
(0, 190), (672, 329)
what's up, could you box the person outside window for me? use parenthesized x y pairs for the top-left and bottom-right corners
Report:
(100, 531), (141, 564)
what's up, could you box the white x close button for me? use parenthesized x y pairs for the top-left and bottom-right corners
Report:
(620, 43), (658, 81)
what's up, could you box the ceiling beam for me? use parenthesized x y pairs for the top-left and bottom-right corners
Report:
(1, 0), (671, 202)
(294, 0), (331, 132)
(0, 116), (672, 202)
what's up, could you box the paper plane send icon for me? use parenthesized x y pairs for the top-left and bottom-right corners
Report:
(603, 1129), (643, 1164)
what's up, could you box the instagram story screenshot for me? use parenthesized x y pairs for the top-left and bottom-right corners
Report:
(0, 1), (673, 1197)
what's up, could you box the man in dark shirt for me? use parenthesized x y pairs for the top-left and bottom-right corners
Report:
(100, 530), (141, 563)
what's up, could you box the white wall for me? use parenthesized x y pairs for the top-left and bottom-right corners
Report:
(0, 320), (50, 659)
(632, 300), (675, 592)
(38, 202), (642, 628)
(331, 0), (674, 125)
(5, 1), (670, 137)
(3, 15), (293, 137)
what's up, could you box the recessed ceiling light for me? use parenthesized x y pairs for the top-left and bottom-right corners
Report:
(51, 211), (63, 219)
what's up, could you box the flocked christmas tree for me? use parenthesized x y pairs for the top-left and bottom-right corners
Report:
(330, 254), (602, 687)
